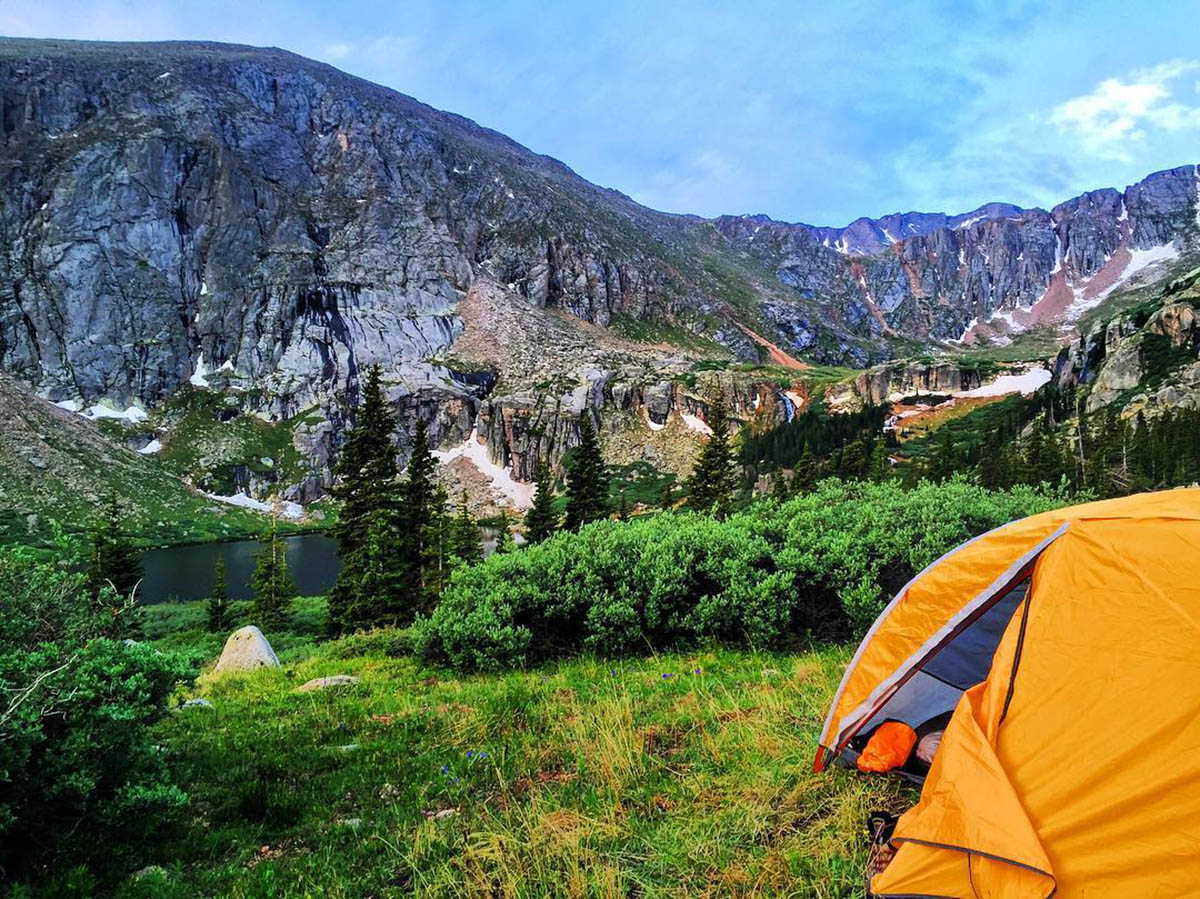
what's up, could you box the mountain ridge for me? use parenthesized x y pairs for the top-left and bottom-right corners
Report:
(1, 37), (1198, 516)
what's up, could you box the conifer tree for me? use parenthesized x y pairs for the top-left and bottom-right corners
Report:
(616, 488), (630, 521)
(207, 555), (231, 633)
(791, 444), (819, 494)
(450, 490), (482, 564)
(493, 512), (515, 554)
(420, 482), (454, 611)
(328, 365), (404, 633)
(685, 395), (738, 517)
(868, 441), (889, 482)
(838, 438), (869, 479)
(771, 471), (791, 500)
(87, 494), (144, 600)
(330, 365), (400, 552)
(251, 519), (296, 631)
(525, 461), (560, 541)
(564, 416), (610, 530)
(398, 419), (442, 613)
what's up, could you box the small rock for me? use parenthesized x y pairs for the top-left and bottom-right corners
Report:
(336, 743), (359, 753)
(213, 626), (280, 674)
(131, 865), (170, 881)
(424, 807), (459, 820)
(340, 817), (363, 828)
(181, 698), (214, 710)
(297, 674), (361, 692)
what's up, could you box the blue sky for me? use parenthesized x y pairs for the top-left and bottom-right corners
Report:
(3, 0), (1198, 226)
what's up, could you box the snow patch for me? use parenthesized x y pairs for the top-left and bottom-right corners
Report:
(643, 409), (666, 431)
(219, 359), (235, 372)
(200, 280), (208, 296)
(1067, 242), (1180, 318)
(138, 439), (162, 455)
(68, 402), (150, 423)
(882, 227), (897, 245)
(203, 491), (303, 519)
(433, 428), (535, 508)
(190, 354), (210, 388)
(956, 215), (984, 230)
(679, 412), (713, 436)
(956, 367), (1051, 398)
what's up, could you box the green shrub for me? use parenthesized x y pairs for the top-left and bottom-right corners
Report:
(0, 538), (192, 881)
(333, 627), (415, 658)
(416, 478), (1073, 670)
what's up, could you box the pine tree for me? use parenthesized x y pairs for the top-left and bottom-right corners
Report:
(838, 438), (869, 479)
(792, 444), (819, 494)
(868, 441), (889, 482)
(450, 490), (482, 564)
(685, 395), (738, 517)
(564, 416), (610, 530)
(207, 555), (231, 633)
(330, 365), (400, 553)
(616, 488), (630, 521)
(771, 471), (791, 500)
(87, 494), (144, 600)
(525, 461), (560, 542)
(493, 513), (515, 554)
(251, 519), (296, 632)
(402, 420), (442, 607)
(328, 365), (404, 633)
(421, 482), (454, 608)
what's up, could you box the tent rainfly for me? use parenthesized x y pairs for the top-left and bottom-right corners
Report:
(816, 488), (1200, 897)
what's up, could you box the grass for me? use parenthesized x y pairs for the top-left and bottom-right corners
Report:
(154, 388), (323, 496)
(898, 394), (1026, 460)
(122, 602), (910, 898)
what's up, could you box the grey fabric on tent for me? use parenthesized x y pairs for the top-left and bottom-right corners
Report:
(856, 577), (1031, 740)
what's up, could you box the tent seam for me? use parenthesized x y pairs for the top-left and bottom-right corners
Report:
(832, 523), (1070, 757)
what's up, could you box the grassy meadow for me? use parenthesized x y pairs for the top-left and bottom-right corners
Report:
(125, 601), (909, 898)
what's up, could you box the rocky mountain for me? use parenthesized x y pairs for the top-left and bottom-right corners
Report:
(715, 167), (1200, 345)
(1, 38), (1199, 519)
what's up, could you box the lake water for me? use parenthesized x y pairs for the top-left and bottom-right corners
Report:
(139, 533), (342, 603)
(138, 527), (502, 604)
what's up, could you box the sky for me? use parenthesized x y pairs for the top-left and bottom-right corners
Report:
(2, 0), (1199, 227)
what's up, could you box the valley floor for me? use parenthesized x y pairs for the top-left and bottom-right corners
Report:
(129, 603), (909, 898)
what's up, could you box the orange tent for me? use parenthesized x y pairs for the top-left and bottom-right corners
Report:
(815, 488), (1200, 897)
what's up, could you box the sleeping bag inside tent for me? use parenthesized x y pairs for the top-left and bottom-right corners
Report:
(816, 488), (1200, 897)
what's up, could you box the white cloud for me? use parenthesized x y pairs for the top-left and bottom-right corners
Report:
(1049, 60), (1200, 161)
(322, 42), (352, 61)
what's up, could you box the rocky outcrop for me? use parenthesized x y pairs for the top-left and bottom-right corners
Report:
(471, 367), (800, 481)
(715, 167), (1200, 344)
(1049, 269), (1200, 415)
(831, 362), (983, 408)
(213, 626), (280, 674)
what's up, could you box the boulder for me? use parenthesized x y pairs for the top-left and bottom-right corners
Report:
(213, 626), (280, 674)
(181, 697), (214, 710)
(296, 674), (361, 692)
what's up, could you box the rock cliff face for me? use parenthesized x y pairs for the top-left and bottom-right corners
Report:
(1049, 267), (1200, 416)
(715, 167), (1200, 344)
(831, 363), (983, 408)
(1, 38), (1199, 509)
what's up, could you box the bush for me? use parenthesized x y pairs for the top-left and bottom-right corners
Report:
(333, 627), (415, 659)
(415, 478), (1074, 670)
(0, 537), (191, 881)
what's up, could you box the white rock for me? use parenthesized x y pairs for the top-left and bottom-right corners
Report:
(296, 674), (361, 692)
(213, 626), (280, 674)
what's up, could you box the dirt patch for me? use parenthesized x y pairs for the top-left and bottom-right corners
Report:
(734, 323), (810, 370)
(890, 395), (1006, 440)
